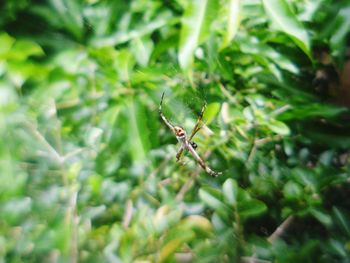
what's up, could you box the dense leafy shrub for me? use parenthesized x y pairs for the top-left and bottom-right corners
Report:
(1, 0), (350, 262)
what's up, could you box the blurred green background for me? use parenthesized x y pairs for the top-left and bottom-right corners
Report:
(1, 0), (350, 262)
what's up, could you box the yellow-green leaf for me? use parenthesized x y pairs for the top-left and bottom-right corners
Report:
(221, 0), (241, 49)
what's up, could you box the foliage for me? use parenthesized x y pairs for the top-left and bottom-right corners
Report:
(1, 0), (350, 262)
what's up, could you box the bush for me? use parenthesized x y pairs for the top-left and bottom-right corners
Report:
(1, 0), (350, 262)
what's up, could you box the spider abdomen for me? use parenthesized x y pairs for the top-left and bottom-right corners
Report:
(190, 141), (197, 149)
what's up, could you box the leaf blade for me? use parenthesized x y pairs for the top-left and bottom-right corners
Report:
(178, 0), (218, 70)
(262, 0), (310, 57)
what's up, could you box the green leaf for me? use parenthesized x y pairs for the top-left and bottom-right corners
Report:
(309, 208), (332, 227)
(130, 36), (154, 67)
(127, 98), (151, 163)
(333, 207), (350, 236)
(159, 229), (195, 262)
(91, 11), (172, 47)
(182, 215), (213, 237)
(329, 239), (347, 258)
(178, 0), (219, 70)
(267, 119), (290, 135)
(0, 32), (15, 56)
(13, 40), (44, 59)
(114, 49), (135, 82)
(222, 178), (238, 206)
(199, 187), (224, 210)
(243, 106), (254, 121)
(329, 7), (350, 55)
(283, 181), (302, 200)
(85, 127), (103, 148)
(203, 102), (220, 125)
(262, 0), (310, 57)
(50, 0), (84, 40)
(239, 199), (267, 220)
(280, 103), (346, 120)
(221, 0), (241, 49)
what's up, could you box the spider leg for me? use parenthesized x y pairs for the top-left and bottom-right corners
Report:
(159, 92), (176, 133)
(175, 103), (206, 161)
(176, 145), (185, 162)
(159, 93), (220, 177)
(188, 102), (207, 141)
(187, 143), (221, 177)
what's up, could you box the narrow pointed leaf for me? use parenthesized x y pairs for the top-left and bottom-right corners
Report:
(178, 0), (219, 70)
(221, 0), (241, 49)
(199, 187), (224, 210)
(222, 178), (238, 206)
(262, 0), (310, 57)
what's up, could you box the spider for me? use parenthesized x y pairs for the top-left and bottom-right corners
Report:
(159, 92), (221, 177)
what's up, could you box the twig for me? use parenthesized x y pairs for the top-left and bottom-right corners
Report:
(268, 215), (294, 243)
(270, 105), (292, 117)
(175, 168), (199, 202)
(151, 156), (171, 179)
(65, 189), (79, 263)
(62, 148), (86, 162)
(241, 257), (271, 263)
(247, 141), (258, 164)
(247, 135), (282, 163)
(159, 178), (172, 187)
(218, 82), (236, 103)
(122, 199), (133, 228)
(25, 121), (63, 164)
(175, 252), (193, 262)
(176, 150), (212, 202)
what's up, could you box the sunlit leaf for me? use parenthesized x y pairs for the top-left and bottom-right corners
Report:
(222, 178), (238, 206)
(262, 0), (310, 57)
(329, 7), (350, 55)
(203, 102), (220, 125)
(0, 32), (15, 55)
(243, 106), (254, 121)
(13, 40), (44, 59)
(199, 187), (224, 210)
(114, 49), (135, 82)
(221, 0), (241, 49)
(1, 1), (350, 261)
(159, 230), (195, 262)
(267, 119), (290, 135)
(91, 11), (172, 47)
(130, 36), (154, 67)
(127, 98), (151, 163)
(178, 0), (219, 70)
(85, 127), (103, 147)
(182, 215), (213, 237)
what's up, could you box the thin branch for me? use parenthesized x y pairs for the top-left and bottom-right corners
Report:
(25, 121), (63, 164)
(175, 168), (199, 202)
(122, 199), (133, 228)
(175, 252), (193, 262)
(270, 104), (292, 117)
(247, 135), (282, 163)
(152, 156), (172, 179)
(65, 189), (79, 263)
(176, 151), (211, 201)
(255, 135), (282, 146)
(268, 215), (294, 243)
(218, 82), (236, 103)
(159, 178), (172, 187)
(241, 257), (271, 263)
(247, 141), (258, 164)
(62, 148), (86, 162)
